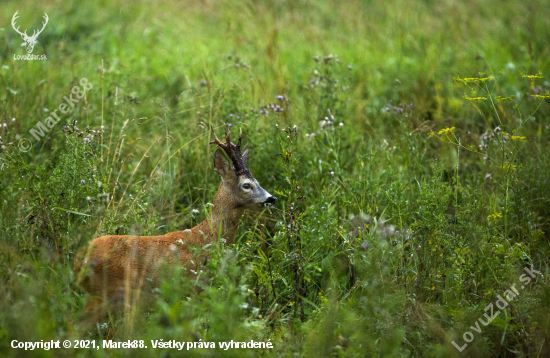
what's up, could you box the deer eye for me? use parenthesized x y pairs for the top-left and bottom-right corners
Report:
(242, 183), (251, 190)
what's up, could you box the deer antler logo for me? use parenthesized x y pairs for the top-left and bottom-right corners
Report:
(11, 11), (49, 54)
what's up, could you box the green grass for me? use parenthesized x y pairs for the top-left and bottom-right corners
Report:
(1, 0), (550, 356)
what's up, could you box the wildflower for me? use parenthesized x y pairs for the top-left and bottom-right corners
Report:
(438, 127), (455, 135)
(488, 212), (502, 220)
(348, 65), (352, 70)
(531, 90), (550, 99)
(463, 95), (487, 101)
(522, 71), (543, 79)
(276, 95), (284, 101)
(495, 95), (515, 102)
(485, 173), (492, 180)
(339, 122), (343, 127)
(330, 171), (334, 176)
(501, 162), (519, 170)
(81, 180), (86, 184)
(456, 76), (494, 84)
(362, 242), (369, 249)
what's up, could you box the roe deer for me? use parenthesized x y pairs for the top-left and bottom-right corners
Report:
(75, 125), (276, 321)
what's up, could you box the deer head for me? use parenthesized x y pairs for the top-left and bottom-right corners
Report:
(210, 125), (277, 210)
(11, 11), (49, 54)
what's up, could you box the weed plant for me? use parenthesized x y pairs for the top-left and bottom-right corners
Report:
(0, 0), (550, 357)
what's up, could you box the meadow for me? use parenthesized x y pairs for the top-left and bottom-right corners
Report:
(1, 0), (550, 356)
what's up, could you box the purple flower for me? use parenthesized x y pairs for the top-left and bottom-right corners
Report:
(348, 65), (352, 70)
(385, 107), (390, 111)
(276, 95), (284, 102)
(362, 241), (369, 249)
(229, 114), (234, 117)
(227, 123), (232, 127)
(81, 180), (86, 184)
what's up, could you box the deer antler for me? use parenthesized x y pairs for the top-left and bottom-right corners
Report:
(11, 11), (28, 39)
(29, 13), (49, 41)
(210, 125), (249, 176)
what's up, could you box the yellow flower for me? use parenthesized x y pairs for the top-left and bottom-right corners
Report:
(501, 162), (519, 170)
(531, 91), (550, 99)
(463, 95), (487, 101)
(522, 71), (543, 79)
(438, 127), (455, 135)
(495, 95), (515, 102)
(488, 212), (502, 220)
(456, 76), (494, 84)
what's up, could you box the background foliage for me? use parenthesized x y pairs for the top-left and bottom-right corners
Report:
(1, 0), (550, 356)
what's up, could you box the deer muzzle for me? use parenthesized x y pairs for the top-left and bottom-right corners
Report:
(264, 196), (277, 207)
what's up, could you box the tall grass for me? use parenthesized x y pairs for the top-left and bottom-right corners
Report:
(1, 0), (550, 356)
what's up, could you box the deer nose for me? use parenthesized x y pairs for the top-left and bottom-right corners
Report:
(265, 196), (277, 205)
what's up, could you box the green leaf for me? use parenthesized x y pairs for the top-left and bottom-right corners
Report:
(53, 207), (91, 217)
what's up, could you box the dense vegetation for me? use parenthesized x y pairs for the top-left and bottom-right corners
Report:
(1, 0), (550, 356)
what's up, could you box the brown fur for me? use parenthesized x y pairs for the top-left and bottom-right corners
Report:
(75, 146), (274, 323)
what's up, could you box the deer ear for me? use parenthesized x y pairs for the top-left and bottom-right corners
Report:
(241, 148), (249, 167)
(214, 148), (232, 178)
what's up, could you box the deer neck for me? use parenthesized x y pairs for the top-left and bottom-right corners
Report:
(194, 181), (244, 246)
